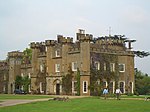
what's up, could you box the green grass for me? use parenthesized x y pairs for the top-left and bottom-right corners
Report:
(0, 97), (150, 112)
(0, 94), (52, 100)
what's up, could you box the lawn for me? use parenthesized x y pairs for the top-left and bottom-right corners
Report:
(0, 97), (150, 112)
(0, 94), (52, 100)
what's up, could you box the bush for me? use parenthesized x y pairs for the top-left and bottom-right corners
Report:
(134, 91), (139, 96)
(126, 93), (134, 96)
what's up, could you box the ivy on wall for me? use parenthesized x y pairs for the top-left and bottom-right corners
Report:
(76, 68), (80, 96)
(90, 53), (119, 95)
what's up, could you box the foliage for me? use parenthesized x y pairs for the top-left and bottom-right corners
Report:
(15, 75), (31, 93)
(135, 68), (150, 95)
(134, 51), (150, 58)
(90, 68), (103, 96)
(76, 68), (80, 96)
(22, 48), (32, 64)
(90, 53), (118, 95)
(15, 75), (23, 89)
(22, 76), (31, 93)
(62, 64), (73, 95)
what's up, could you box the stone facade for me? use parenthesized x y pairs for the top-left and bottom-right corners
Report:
(30, 29), (134, 96)
(0, 30), (135, 96)
(0, 61), (9, 93)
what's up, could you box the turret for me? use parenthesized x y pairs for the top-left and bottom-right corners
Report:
(76, 29), (93, 42)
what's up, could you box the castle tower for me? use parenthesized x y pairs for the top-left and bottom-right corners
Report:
(7, 51), (23, 94)
(77, 29), (93, 96)
(30, 42), (46, 94)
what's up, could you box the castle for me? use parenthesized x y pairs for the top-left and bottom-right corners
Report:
(0, 29), (135, 96)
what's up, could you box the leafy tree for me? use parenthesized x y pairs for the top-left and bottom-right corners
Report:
(15, 75), (31, 93)
(76, 68), (80, 96)
(22, 76), (31, 93)
(90, 68), (103, 96)
(62, 64), (73, 95)
(22, 48), (32, 64)
(15, 75), (23, 89)
(134, 51), (150, 58)
(135, 69), (150, 95)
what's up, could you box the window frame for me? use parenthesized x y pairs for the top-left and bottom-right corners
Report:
(104, 63), (106, 71)
(95, 61), (100, 70)
(83, 81), (88, 93)
(72, 62), (77, 71)
(55, 64), (60, 72)
(118, 64), (125, 72)
(110, 63), (115, 72)
(72, 81), (77, 93)
(55, 49), (60, 57)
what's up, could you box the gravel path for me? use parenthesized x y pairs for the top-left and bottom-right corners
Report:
(0, 95), (88, 107)
(0, 98), (51, 107)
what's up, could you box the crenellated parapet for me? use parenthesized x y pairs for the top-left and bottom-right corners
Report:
(76, 29), (93, 42)
(45, 40), (56, 46)
(8, 51), (24, 58)
(30, 42), (45, 49)
(95, 35), (126, 46)
(45, 35), (73, 46)
(57, 35), (73, 44)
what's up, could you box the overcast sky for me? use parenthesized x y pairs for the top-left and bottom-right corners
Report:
(0, 0), (150, 74)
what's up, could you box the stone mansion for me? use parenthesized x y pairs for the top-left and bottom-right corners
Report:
(0, 29), (135, 96)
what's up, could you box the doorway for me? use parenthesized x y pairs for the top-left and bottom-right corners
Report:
(56, 84), (60, 95)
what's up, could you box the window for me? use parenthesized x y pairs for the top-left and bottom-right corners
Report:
(55, 64), (60, 72)
(129, 82), (133, 93)
(119, 82), (125, 93)
(103, 81), (107, 88)
(3, 85), (6, 92)
(109, 82), (114, 93)
(3, 74), (6, 80)
(40, 65), (44, 72)
(83, 81), (88, 93)
(72, 62), (77, 71)
(104, 63), (106, 71)
(55, 50), (60, 57)
(28, 85), (31, 93)
(72, 81), (77, 93)
(119, 64), (125, 72)
(28, 73), (31, 79)
(21, 73), (24, 77)
(95, 61), (100, 70)
(110, 63), (115, 72)
(40, 82), (44, 93)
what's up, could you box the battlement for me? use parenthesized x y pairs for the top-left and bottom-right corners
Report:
(45, 40), (56, 46)
(57, 35), (73, 44)
(95, 35), (126, 46)
(76, 29), (93, 42)
(30, 42), (45, 48)
(8, 51), (24, 58)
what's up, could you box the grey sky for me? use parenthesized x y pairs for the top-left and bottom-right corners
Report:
(0, 0), (150, 74)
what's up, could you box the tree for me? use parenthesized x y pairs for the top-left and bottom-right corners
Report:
(15, 75), (31, 93)
(90, 68), (103, 96)
(134, 51), (150, 58)
(15, 75), (23, 89)
(76, 68), (80, 96)
(22, 76), (31, 93)
(22, 48), (32, 64)
(62, 64), (73, 95)
(135, 69), (150, 95)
